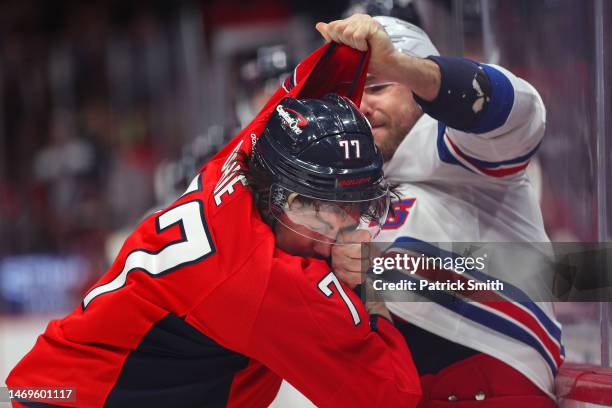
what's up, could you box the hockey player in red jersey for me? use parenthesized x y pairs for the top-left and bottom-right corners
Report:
(6, 43), (421, 408)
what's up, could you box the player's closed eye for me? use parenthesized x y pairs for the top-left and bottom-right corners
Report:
(364, 82), (396, 95)
(311, 210), (334, 234)
(314, 207), (358, 236)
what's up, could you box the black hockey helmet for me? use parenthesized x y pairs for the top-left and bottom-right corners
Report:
(253, 93), (389, 242)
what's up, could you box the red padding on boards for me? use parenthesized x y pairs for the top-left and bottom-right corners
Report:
(556, 363), (612, 405)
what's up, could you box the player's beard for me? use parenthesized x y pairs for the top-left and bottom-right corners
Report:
(372, 109), (422, 163)
(372, 126), (407, 163)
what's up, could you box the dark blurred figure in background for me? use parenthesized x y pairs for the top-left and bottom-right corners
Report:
(236, 45), (296, 127)
(0, 2), (182, 312)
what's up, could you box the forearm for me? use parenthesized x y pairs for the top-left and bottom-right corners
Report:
(384, 52), (497, 131)
(385, 51), (441, 102)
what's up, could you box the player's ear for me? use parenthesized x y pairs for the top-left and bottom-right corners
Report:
(286, 193), (300, 209)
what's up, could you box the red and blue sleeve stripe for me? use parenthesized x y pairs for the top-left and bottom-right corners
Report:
(386, 237), (564, 377)
(437, 122), (541, 177)
(435, 64), (541, 177)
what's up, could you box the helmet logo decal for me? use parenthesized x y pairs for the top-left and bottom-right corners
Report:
(337, 176), (371, 187)
(276, 105), (308, 135)
(250, 133), (258, 153)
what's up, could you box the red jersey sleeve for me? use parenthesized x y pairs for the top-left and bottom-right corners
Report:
(189, 155), (421, 406)
(247, 248), (421, 407)
(256, 249), (421, 407)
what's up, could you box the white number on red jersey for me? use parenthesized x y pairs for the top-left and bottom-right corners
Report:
(318, 272), (361, 325)
(83, 199), (214, 308)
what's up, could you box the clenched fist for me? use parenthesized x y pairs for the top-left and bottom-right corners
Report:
(331, 229), (372, 289)
(316, 14), (441, 101)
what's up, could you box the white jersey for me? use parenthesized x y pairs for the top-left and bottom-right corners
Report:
(377, 64), (563, 398)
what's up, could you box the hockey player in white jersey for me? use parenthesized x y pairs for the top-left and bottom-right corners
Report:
(317, 14), (562, 407)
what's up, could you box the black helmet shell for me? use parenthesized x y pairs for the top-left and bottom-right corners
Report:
(254, 93), (386, 201)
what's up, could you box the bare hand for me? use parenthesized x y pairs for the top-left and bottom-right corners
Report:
(315, 14), (397, 79)
(331, 229), (371, 289)
(366, 301), (392, 322)
(363, 273), (393, 322)
(316, 14), (441, 100)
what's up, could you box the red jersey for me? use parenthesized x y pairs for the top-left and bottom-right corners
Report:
(6, 43), (421, 408)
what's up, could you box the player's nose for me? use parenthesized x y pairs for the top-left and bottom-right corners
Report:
(360, 95), (374, 118)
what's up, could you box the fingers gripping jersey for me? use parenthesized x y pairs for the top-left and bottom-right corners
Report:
(6, 43), (421, 408)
